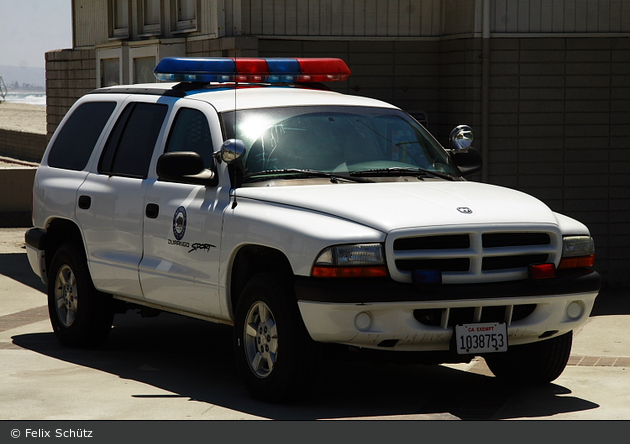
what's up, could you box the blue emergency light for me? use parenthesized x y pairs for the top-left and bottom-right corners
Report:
(153, 57), (351, 83)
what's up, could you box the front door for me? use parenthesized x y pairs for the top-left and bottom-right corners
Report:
(139, 104), (230, 318)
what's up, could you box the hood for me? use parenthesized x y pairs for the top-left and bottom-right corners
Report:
(234, 181), (559, 233)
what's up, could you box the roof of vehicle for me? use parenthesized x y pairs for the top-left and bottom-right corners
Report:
(91, 82), (399, 113)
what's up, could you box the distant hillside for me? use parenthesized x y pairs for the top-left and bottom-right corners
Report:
(0, 65), (46, 89)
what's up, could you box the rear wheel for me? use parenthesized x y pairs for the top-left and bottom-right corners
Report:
(233, 273), (314, 403)
(484, 332), (573, 384)
(48, 243), (114, 347)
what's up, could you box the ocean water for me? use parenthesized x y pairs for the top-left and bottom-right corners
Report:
(2, 93), (46, 106)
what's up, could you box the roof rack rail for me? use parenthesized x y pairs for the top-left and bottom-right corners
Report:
(89, 86), (187, 98)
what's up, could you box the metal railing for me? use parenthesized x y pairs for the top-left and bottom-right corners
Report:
(0, 74), (8, 102)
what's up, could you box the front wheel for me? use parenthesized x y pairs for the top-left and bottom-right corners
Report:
(233, 273), (314, 403)
(48, 243), (114, 347)
(484, 332), (573, 384)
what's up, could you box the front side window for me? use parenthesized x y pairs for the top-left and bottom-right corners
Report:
(165, 108), (214, 168)
(48, 102), (117, 171)
(222, 106), (459, 181)
(100, 102), (168, 178)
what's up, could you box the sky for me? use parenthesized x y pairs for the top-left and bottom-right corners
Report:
(0, 0), (73, 70)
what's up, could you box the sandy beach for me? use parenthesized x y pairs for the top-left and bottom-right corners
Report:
(0, 102), (46, 135)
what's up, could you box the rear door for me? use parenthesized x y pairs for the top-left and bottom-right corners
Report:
(76, 96), (172, 298)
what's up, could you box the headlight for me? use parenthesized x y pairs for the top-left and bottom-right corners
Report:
(312, 244), (388, 278)
(558, 236), (595, 269)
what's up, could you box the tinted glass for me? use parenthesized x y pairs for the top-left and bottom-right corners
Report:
(165, 108), (213, 167)
(100, 102), (168, 178)
(222, 106), (459, 178)
(48, 102), (116, 171)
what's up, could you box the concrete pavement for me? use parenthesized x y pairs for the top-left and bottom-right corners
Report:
(1, 227), (628, 420)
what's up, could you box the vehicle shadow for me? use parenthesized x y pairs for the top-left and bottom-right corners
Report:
(0, 252), (46, 292)
(11, 310), (599, 420)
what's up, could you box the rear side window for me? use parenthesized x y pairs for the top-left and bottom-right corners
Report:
(47, 102), (116, 171)
(99, 102), (168, 179)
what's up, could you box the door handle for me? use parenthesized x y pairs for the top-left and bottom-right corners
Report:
(78, 195), (91, 210)
(146, 203), (159, 219)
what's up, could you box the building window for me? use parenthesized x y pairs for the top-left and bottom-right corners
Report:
(134, 56), (157, 84)
(101, 58), (121, 87)
(174, 0), (197, 33)
(110, 0), (130, 39)
(141, 0), (162, 36)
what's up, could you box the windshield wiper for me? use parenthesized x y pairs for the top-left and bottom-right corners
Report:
(245, 169), (373, 183)
(350, 167), (456, 181)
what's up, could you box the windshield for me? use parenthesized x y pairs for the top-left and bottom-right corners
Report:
(222, 106), (460, 180)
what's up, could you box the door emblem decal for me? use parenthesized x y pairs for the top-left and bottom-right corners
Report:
(457, 207), (473, 214)
(173, 206), (187, 240)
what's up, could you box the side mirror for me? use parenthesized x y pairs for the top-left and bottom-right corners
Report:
(157, 151), (215, 185)
(448, 125), (482, 176)
(214, 139), (247, 187)
(450, 148), (482, 176)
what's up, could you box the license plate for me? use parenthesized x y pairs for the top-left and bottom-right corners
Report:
(455, 322), (508, 355)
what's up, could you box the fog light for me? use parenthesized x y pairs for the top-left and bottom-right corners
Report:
(355, 312), (372, 331)
(566, 301), (584, 320)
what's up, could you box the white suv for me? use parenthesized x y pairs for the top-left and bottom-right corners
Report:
(25, 57), (600, 402)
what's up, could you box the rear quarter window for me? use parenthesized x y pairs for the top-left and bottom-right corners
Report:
(47, 102), (117, 171)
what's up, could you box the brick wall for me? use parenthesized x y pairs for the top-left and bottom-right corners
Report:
(259, 39), (442, 132)
(186, 36), (259, 58)
(487, 37), (630, 287)
(45, 49), (97, 140)
(0, 129), (47, 163)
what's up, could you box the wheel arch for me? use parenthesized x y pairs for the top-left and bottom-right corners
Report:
(44, 218), (86, 279)
(228, 244), (294, 319)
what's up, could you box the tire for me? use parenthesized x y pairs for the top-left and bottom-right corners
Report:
(484, 331), (573, 384)
(48, 243), (114, 347)
(233, 273), (314, 403)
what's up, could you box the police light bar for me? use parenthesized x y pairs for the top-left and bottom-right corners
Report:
(153, 57), (351, 83)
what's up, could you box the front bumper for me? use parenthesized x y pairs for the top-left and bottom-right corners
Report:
(295, 269), (600, 352)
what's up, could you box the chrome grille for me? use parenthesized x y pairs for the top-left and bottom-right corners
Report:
(387, 226), (560, 284)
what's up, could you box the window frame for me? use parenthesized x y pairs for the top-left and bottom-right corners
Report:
(110, 0), (131, 39)
(172, 0), (198, 33)
(139, 0), (163, 37)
